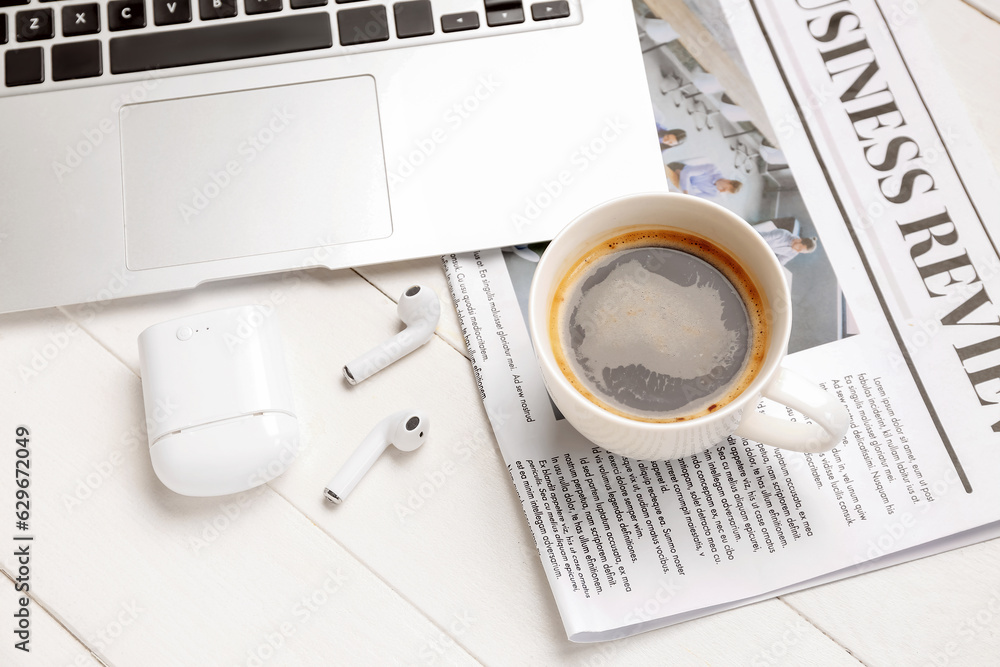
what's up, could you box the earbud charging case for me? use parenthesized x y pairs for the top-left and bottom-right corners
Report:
(138, 306), (299, 497)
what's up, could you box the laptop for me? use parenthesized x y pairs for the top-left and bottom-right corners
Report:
(0, 0), (663, 314)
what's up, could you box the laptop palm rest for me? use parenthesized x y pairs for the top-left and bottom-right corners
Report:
(119, 75), (391, 271)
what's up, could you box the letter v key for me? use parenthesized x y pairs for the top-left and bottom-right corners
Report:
(154, 0), (190, 24)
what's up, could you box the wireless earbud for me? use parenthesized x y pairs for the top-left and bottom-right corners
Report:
(343, 285), (441, 385)
(323, 410), (429, 504)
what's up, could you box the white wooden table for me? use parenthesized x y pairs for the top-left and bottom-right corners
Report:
(3, 1), (999, 664)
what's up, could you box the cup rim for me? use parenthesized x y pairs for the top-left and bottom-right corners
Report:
(528, 191), (793, 431)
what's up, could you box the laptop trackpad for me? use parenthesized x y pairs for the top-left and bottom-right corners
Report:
(120, 76), (391, 271)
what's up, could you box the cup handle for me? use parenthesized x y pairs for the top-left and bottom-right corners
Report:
(733, 367), (849, 454)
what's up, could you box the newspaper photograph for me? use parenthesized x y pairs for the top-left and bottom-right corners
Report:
(442, 0), (1000, 642)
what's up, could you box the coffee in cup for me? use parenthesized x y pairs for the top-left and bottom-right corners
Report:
(548, 228), (768, 423)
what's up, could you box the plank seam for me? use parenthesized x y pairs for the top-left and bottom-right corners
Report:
(350, 266), (471, 360)
(1, 568), (113, 666)
(778, 596), (870, 666)
(263, 483), (489, 666)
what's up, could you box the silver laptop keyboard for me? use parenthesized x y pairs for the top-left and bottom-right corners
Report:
(0, 0), (577, 91)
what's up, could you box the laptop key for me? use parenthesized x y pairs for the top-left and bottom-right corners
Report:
(200, 0), (238, 19)
(5, 47), (44, 86)
(108, 0), (146, 30)
(337, 5), (388, 45)
(394, 0), (432, 39)
(290, 0), (326, 8)
(530, 1), (568, 20)
(1, 15), (7, 44)
(441, 11), (477, 32)
(0, 0), (29, 6)
(15, 9), (54, 41)
(52, 40), (102, 80)
(62, 4), (101, 36)
(246, 0), (281, 14)
(486, 7), (523, 26)
(153, 0), (192, 25)
(109, 13), (333, 73)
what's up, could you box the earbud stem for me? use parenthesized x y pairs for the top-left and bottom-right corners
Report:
(343, 326), (430, 385)
(324, 430), (389, 503)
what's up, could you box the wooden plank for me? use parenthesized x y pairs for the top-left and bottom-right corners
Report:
(2, 575), (102, 667)
(782, 538), (1000, 665)
(0, 306), (480, 666)
(923, 0), (1000, 170)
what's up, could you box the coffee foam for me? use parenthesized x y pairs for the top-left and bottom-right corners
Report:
(549, 228), (769, 423)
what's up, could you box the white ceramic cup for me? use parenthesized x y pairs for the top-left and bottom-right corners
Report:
(527, 192), (849, 460)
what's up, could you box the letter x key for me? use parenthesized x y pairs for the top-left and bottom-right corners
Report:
(62, 4), (100, 37)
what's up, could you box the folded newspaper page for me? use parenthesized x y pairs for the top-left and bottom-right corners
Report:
(441, 1), (1000, 641)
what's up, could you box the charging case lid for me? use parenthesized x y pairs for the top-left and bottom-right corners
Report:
(139, 305), (296, 442)
(138, 306), (299, 496)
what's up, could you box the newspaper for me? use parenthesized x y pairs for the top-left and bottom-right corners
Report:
(441, 1), (1000, 642)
